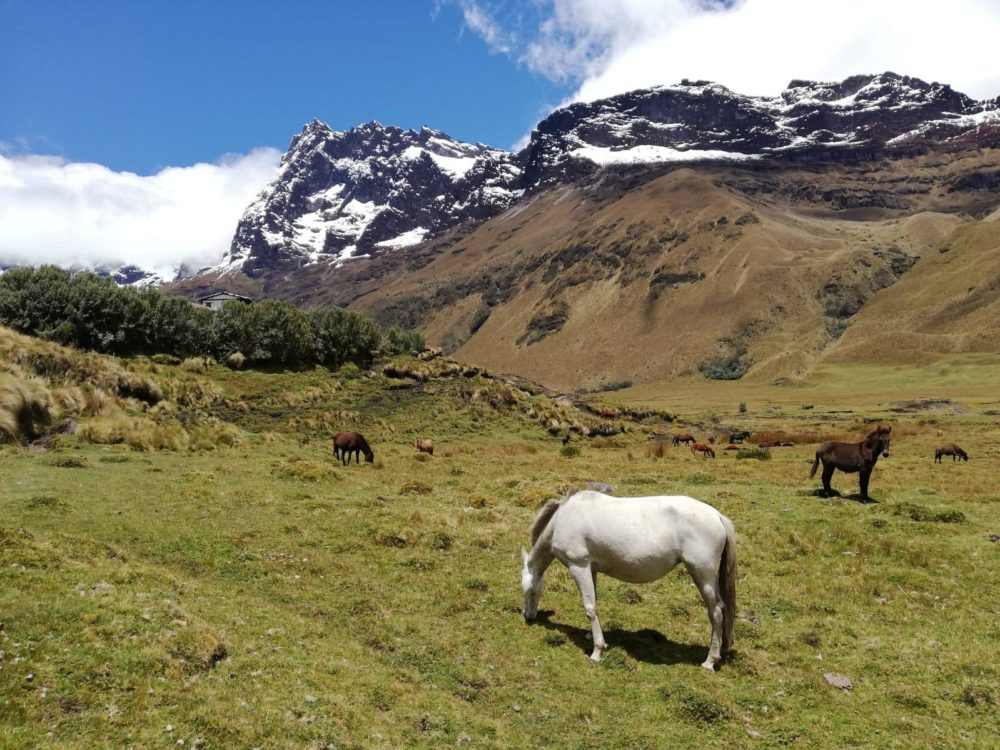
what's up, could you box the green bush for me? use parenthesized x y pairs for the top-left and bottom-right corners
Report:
(0, 266), (423, 371)
(560, 445), (581, 458)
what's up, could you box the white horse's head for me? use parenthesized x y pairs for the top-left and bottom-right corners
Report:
(521, 547), (544, 622)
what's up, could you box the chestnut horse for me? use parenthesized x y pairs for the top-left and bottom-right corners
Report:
(415, 438), (434, 456)
(691, 443), (716, 458)
(934, 443), (968, 462)
(333, 431), (374, 465)
(810, 426), (891, 501)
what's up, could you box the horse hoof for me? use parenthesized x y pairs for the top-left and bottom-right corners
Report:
(701, 661), (717, 672)
(590, 649), (604, 662)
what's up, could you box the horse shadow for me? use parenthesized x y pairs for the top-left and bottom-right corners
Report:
(804, 488), (879, 504)
(532, 611), (706, 666)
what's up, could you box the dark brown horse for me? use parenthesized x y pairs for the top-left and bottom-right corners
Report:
(934, 443), (968, 462)
(333, 431), (374, 465)
(691, 443), (716, 458)
(810, 426), (891, 501)
(729, 430), (751, 444)
(672, 433), (696, 446)
(415, 438), (434, 456)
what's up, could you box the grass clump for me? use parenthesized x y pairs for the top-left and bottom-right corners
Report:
(51, 455), (88, 468)
(277, 457), (336, 482)
(893, 502), (966, 523)
(24, 495), (68, 511)
(560, 445), (581, 458)
(736, 447), (772, 460)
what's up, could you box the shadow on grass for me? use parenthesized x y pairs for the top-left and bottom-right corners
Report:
(804, 488), (880, 504)
(531, 611), (706, 666)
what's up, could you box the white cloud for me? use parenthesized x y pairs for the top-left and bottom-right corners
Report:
(460, 0), (1000, 102)
(0, 148), (281, 278)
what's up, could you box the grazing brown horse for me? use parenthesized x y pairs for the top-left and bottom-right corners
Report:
(691, 443), (716, 458)
(415, 438), (434, 456)
(810, 426), (891, 501)
(934, 443), (968, 462)
(333, 431), (374, 465)
(672, 433), (696, 446)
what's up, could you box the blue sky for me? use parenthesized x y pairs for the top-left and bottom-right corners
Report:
(2, 0), (998, 274)
(1, 0), (570, 173)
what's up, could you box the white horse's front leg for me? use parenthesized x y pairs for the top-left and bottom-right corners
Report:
(569, 564), (606, 661)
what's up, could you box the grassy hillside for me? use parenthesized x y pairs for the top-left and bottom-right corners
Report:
(1, 332), (998, 748)
(171, 147), (1000, 391)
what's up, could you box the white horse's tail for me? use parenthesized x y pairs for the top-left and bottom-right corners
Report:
(718, 513), (737, 656)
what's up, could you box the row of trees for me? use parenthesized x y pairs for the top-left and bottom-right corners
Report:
(0, 266), (424, 367)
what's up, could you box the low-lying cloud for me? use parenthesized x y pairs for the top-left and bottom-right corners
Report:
(458, 0), (1000, 103)
(0, 148), (280, 278)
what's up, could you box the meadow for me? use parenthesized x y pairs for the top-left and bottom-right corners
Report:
(1, 347), (998, 748)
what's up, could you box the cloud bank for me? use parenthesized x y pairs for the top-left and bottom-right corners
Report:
(458, 0), (1000, 103)
(0, 148), (281, 278)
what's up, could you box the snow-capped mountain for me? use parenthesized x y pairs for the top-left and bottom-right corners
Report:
(205, 72), (998, 279)
(523, 72), (1000, 184)
(214, 120), (522, 276)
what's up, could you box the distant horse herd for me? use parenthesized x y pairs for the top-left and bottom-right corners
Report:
(330, 420), (970, 670)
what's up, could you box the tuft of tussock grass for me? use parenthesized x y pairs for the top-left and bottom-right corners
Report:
(560, 445), (581, 458)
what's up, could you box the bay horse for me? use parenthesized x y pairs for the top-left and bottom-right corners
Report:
(414, 438), (434, 456)
(810, 425), (891, 501)
(934, 443), (968, 462)
(672, 433), (696, 446)
(333, 431), (374, 465)
(691, 443), (716, 458)
(521, 491), (737, 671)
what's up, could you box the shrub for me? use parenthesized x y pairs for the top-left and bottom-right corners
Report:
(738, 401), (747, 414)
(699, 348), (751, 380)
(560, 445), (581, 458)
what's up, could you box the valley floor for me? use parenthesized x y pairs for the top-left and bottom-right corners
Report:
(1, 360), (998, 748)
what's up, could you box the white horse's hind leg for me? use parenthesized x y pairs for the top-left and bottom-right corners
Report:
(568, 564), (607, 661)
(687, 564), (724, 671)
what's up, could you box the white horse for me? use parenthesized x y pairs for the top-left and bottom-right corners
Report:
(520, 490), (737, 670)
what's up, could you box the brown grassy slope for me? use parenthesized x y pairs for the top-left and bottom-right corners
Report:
(822, 220), (1000, 365)
(172, 148), (1000, 390)
(350, 155), (994, 390)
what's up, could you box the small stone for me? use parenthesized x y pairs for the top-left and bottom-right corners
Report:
(193, 739), (205, 748)
(823, 672), (853, 690)
(166, 724), (174, 733)
(304, 694), (317, 703)
(456, 733), (472, 745)
(746, 729), (762, 739)
(512, 704), (522, 713)
(25, 673), (33, 681)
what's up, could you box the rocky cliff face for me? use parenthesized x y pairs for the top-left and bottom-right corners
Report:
(200, 72), (998, 282)
(523, 73), (1000, 184)
(214, 121), (522, 277)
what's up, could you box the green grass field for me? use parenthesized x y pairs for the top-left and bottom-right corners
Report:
(1, 357), (998, 748)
